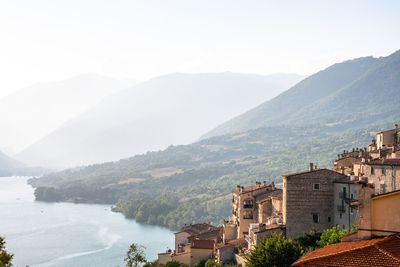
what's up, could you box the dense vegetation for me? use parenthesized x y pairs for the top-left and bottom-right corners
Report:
(0, 237), (13, 267)
(29, 120), (392, 230)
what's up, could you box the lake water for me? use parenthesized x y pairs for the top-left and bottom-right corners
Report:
(0, 177), (174, 267)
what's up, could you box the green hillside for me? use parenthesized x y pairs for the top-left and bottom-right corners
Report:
(203, 50), (400, 139)
(28, 50), (400, 231)
(28, 122), (392, 230)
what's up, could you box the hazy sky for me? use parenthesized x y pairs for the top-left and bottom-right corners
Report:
(1, 0), (399, 96)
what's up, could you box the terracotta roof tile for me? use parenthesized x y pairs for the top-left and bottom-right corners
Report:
(294, 235), (400, 266)
(217, 237), (246, 248)
(191, 239), (215, 249)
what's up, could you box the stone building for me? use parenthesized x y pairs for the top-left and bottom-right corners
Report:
(333, 176), (358, 230)
(358, 158), (400, 194)
(174, 223), (220, 253)
(159, 239), (215, 267)
(230, 181), (282, 239)
(159, 223), (221, 266)
(282, 164), (349, 239)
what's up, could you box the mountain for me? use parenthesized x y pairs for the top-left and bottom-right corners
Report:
(0, 150), (45, 176)
(0, 73), (127, 154)
(16, 72), (304, 169)
(202, 52), (400, 138)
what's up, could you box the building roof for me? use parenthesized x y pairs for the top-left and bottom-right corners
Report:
(216, 238), (246, 249)
(176, 223), (217, 236)
(372, 189), (400, 199)
(254, 189), (282, 203)
(333, 176), (356, 184)
(293, 234), (400, 266)
(254, 223), (284, 234)
(232, 183), (276, 195)
(283, 168), (347, 179)
(190, 239), (215, 249)
(367, 158), (400, 166)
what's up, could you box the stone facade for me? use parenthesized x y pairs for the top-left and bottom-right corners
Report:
(333, 178), (358, 230)
(283, 165), (348, 239)
(231, 181), (282, 238)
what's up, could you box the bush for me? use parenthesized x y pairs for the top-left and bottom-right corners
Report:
(246, 233), (302, 267)
(0, 237), (13, 267)
(294, 229), (322, 253)
(317, 225), (348, 248)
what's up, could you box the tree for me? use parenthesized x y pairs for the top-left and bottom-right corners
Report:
(0, 237), (13, 267)
(317, 225), (348, 248)
(294, 229), (322, 253)
(246, 233), (302, 267)
(163, 260), (188, 267)
(124, 243), (146, 267)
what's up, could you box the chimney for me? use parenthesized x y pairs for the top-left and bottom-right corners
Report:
(395, 124), (399, 130)
(309, 163), (314, 171)
(263, 181), (266, 186)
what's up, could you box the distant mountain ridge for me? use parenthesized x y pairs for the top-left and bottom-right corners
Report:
(16, 72), (304, 169)
(203, 51), (400, 138)
(0, 150), (45, 176)
(0, 73), (127, 154)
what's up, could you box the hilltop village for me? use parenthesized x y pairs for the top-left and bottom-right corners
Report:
(157, 124), (400, 266)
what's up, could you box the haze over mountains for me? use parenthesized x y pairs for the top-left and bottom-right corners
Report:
(0, 74), (127, 155)
(204, 50), (400, 138)
(28, 49), (400, 230)
(16, 73), (303, 169)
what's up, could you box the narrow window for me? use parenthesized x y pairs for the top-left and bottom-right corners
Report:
(312, 213), (319, 223)
(313, 183), (320, 190)
(328, 217), (331, 222)
(340, 213), (342, 219)
(382, 168), (386, 175)
(371, 167), (375, 175)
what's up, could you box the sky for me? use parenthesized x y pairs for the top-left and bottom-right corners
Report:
(0, 0), (400, 96)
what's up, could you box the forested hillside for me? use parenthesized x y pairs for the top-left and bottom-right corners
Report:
(204, 50), (400, 139)
(28, 50), (400, 231)
(29, 121), (392, 230)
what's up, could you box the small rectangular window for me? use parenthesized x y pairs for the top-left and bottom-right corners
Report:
(328, 217), (331, 222)
(313, 183), (320, 190)
(312, 213), (319, 223)
(371, 167), (375, 175)
(382, 168), (386, 175)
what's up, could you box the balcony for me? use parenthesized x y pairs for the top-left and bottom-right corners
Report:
(243, 204), (253, 209)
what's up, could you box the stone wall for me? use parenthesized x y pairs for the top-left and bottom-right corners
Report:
(283, 169), (345, 239)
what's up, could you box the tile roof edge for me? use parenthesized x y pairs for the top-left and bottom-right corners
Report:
(294, 236), (391, 265)
(374, 236), (400, 262)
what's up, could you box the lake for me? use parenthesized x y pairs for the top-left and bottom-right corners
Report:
(0, 177), (174, 267)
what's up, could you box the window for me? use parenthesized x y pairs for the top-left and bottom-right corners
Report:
(350, 207), (354, 214)
(340, 213), (342, 219)
(313, 183), (320, 190)
(371, 167), (375, 175)
(328, 217), (331, 222)
(243, 211), (253, 219)
(382, 168), (386, 175)
(312, 213), (319, 223)
(243, 199), (253, 208)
